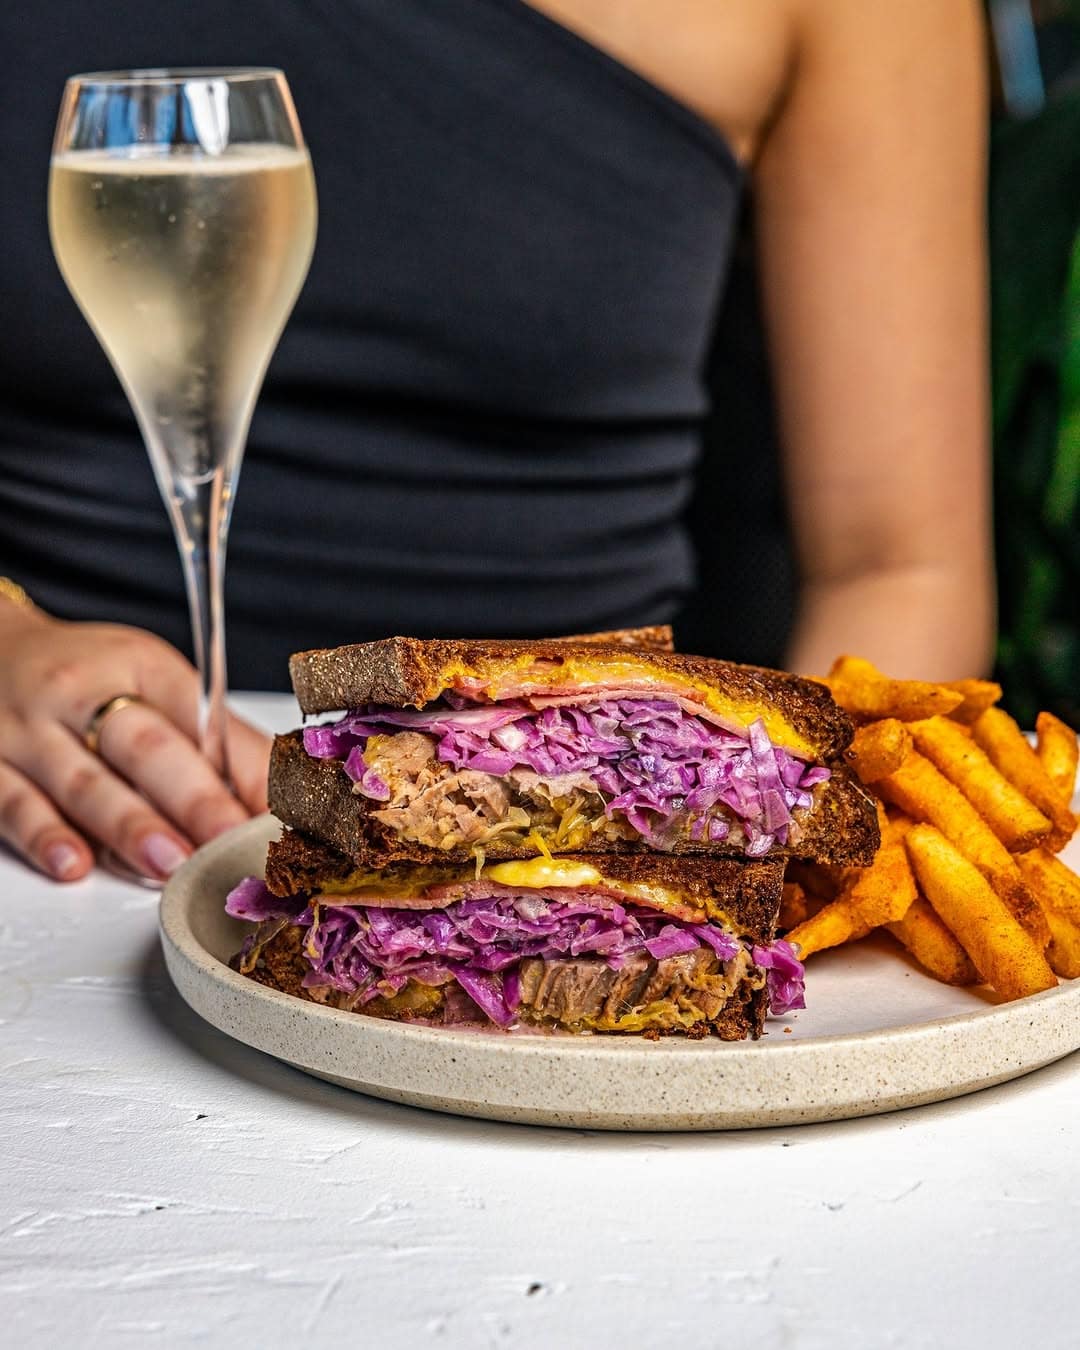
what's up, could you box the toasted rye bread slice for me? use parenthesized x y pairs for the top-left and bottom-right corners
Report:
(263, 825), (786, 939)
(268, 730), (880, 869)
(238, 923), (769, 1039)
(287, 636), (851, 762)
(556, 624), (674, 650)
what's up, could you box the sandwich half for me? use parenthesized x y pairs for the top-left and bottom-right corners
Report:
(226, 828), (803, 1039)
(271, 636), (879, 867)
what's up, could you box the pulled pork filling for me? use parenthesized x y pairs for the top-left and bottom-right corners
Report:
(226, 876), (805, 1030)
(302, 696), (830, 857)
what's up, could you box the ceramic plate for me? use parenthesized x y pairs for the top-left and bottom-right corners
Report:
(160, 814), (1080, 1130)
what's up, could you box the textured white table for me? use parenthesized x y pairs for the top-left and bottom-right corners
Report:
(3, 693), (1079, 1350)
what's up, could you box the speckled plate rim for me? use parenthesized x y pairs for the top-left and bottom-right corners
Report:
(159, 815), (1080, 1130)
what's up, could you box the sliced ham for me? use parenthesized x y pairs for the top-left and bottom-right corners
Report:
(453, 676), (738, 729)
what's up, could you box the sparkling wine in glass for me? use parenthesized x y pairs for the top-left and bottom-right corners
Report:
(49, 68), (317, 798)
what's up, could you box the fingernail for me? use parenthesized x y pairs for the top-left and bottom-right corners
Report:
(46, 842), (83, 880)
(141, 833), (190, 877)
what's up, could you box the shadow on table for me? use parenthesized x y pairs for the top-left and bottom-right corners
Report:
(138, 935), (1079, 1154)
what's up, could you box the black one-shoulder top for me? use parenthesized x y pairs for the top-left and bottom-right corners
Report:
(0, 0), (794, 689)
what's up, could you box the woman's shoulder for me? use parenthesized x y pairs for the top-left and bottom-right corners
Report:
(519, 0), (796, 164)
(521, 0), (982, 170)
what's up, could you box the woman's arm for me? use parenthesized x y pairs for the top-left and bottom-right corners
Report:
(754, 0), (995, 678)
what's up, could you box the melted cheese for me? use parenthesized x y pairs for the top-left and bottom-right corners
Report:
(314, 854), (710, 921)
(478, 858), (710, 920)
(318, 866), (466, 898)
(485, 857), (605, 890)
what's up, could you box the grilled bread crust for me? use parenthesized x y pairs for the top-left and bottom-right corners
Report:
(267, 730), (879, 869)
(263, 825), (786, 941)
(238, 923), (769, 1040)
(557, 624), (674, 650)
(287, 636), (852, 761)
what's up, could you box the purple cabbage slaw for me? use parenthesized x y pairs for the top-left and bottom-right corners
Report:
(303, 697), (829, 856)
(226, 877), (805, 1026)
(751, 940), (807, 1016)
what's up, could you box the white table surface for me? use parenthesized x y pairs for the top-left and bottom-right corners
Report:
(4, 692), (1079, 1350)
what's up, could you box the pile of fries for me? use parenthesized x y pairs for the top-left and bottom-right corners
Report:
(783, 656), (1080, 1002)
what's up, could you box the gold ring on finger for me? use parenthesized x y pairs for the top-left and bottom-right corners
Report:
(84, 693), (145, 755)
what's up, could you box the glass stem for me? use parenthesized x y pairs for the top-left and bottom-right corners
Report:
(171, 468), (233, 788)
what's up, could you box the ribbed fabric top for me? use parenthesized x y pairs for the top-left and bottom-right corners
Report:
(0, 0), (744, 688)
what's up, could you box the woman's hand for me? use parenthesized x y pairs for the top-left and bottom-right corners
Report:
(0, 602), (271, 882)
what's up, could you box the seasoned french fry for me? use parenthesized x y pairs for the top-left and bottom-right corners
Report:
(910, 716), (1052, 853)
(779, 882), (815, 933)
(1016, 848), (1080, 926)
(972, 707), (1076, 852)
(827, 656), (964, 721)
(1043, 907), (1080, 980)
(841, 838), (918, 928)
(785, 898), (871, 959)
(883, 810), (915, 843)
(1005, 850), (1080, 980)
(945, 678), (1003, 726)
(887, 898), (979, 986)
(811, 653), (1080, 996)
(1035, 711), (1079, 803)
(877, 750), (1050, 947)
(848, 719), (913, 783)
(904, 825), (1057, 1001)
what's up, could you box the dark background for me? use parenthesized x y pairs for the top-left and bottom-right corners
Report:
(985, 1), (1080, 726)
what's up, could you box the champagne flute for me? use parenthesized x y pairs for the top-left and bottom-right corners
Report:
(48, 69), (316, 871)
